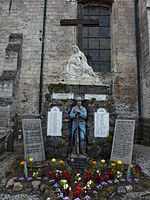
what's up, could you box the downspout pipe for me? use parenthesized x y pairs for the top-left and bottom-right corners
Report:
(39, 0), (47, 114)
(134, 0), (143, 141)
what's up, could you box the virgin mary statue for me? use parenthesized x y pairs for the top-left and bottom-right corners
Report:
(61, 45), (99, 84)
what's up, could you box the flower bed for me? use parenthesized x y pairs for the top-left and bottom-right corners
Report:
(8, 158), (142, 200)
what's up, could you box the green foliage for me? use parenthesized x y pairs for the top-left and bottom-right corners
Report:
(106, 135), (113, 143)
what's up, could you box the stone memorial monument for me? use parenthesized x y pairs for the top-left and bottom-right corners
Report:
(111, 119), (135, 164)
(22, 119), (45, 162)
(42, 44), (115, 161)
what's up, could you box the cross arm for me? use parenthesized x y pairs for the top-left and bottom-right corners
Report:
(60, 19), (99, 27)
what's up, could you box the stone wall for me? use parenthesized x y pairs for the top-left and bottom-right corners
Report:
(111, 0), (138, 119)
(138, 0), (150, 145)
(0, 1), (139, 134)
(41, 84), (116, 159)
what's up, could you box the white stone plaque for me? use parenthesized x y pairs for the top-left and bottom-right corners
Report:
(47, 106), (62, 136)
(85, 94), (107, 101)
(111, 119), (135, 165)
(94, 108), (109, 137)
(52, 93), (74, 100)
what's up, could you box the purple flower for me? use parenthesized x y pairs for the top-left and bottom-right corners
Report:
(107, 180), (113, 184)
(127, 178), (131, 183)
(27, 177), (32, 181)
(63, 197), (70, 200)
(36, 176), (41, 180)
(54, 183), (58, 188)
(114, 179), (119, 183)
(101, 181), (107, 185)
(59, 192), (63, 198)
(96, 184), (102, 189)
(134, 178), (140, 183)
(19, 177), (25, 181)
(93, 190), (98, 195)
(49, 179), (55, 183)
(84, 195), (90, 200)
(120, 178), (126, 182)
(74, 198), (81, 200)
(57, 188), (61, 193)
(12, 177), (17, 180)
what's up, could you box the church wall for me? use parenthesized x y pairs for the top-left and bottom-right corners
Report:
(111, 0), (138, 120)
(138, 0), (150, 145)
(0, 1), (139, 131)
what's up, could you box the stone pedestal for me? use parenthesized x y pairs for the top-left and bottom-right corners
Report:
(70, 154), (87, 170)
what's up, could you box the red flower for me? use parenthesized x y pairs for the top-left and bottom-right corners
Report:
(76, 184), (83, 191)
(66, 173), (71, 182)
(55, 173), (59, 181)
(104, 174), (109, 181)
(49, 170), (53, 178)
(64, 169), (67, 175)
(109, 170), (114, 179)
(91, 166), (94, 170)
(74, 169), (78, 175)
(118, 166), (121, 171)
(73, 190), (79, 198)
(41, 168), (45, 177)
(99, 175), (104, 182)
(86, 171), (91, 181)
(95, 173), (99, 182)
(136, 167), (139, 174)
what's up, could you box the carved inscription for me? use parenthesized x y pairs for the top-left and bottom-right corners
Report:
(22, 119), (45, 162)
(111, 119), (135, 164)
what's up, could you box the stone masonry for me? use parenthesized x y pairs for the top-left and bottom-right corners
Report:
(138, 0), (150, 145)
(0, 0), (144, 142)
(0, 34), (22, 132)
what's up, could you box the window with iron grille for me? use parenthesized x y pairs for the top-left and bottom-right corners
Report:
(80, 5), (111, 72)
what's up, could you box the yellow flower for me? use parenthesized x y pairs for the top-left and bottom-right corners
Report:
(131, 163), (134, 168)
(51, 158), (56, 163)
(117, 160), (122, 165)
(20, 161), (24, 166)
(29, 157), (33, 162)
(92, 161), (96, 165)
(59, 160), (64, 165)
(101, 159), (105, 164)
(111, 162), (116, 167)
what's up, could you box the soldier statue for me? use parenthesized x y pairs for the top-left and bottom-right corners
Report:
(70, 96), (87, 155)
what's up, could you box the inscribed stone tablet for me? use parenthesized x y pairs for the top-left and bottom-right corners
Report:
(85, 94), (107, 101)
(94, 108), (109, 137)
(47, 106), (62, 136)
(111, 119), (135, 165)
(52, 93), (74, 100)
(22, 119), (45, 162)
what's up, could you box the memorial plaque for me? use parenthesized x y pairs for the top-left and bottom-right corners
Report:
(22, 119), (45, 162)
(94, 108), (109, 137)
(52, 93), (74, 100)
(70, 156), (87, 170)
(47, 106), (62, 136)
(111, 119), (135, 165)
(85, 94), (107, 101)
